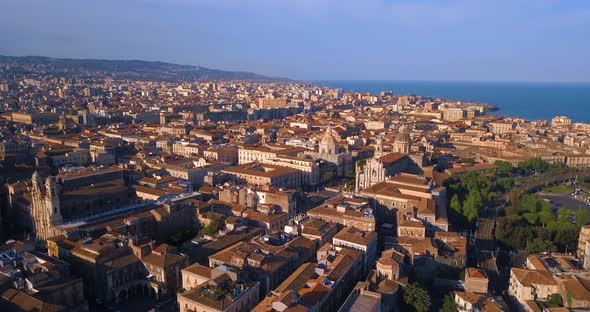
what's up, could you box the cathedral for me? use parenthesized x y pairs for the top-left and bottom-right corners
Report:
(8, 167), (132, 240)
(303, 125), (353, 177)
(355, 127), (416, 192)
(29, 171), (65, 239)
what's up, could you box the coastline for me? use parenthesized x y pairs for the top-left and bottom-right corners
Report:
(315, 80), (590, 123)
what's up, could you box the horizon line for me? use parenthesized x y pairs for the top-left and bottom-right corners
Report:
(2, 53), (589, 84)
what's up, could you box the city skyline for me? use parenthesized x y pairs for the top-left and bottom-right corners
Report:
(1, 0), (590, 82)
(1, 1), (590, 311)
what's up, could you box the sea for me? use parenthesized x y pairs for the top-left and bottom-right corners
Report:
(316, 80), (590, 123)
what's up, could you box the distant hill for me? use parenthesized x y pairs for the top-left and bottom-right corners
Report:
(0, 55), (288, 82)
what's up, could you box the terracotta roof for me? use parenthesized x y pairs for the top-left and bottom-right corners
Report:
(466, 268), (488, 279)
(378, 152), (406, 164)
(511, 268), (557, 287)
(559, 277), (590, 301)
(1, 288), (63, 312)
(333, 226), (377, 247)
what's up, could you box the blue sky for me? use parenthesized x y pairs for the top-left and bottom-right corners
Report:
(1, 0), (589, 82)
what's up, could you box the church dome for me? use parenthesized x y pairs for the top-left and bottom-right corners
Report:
(319, 125), (339, 154)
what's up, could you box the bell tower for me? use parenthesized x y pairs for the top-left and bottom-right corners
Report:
(375, 136), (384, 157)
(45, 176), (62, 225)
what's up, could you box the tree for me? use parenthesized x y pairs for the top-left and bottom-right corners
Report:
(575, 209), (589, 228)
(494, 160), (513, 176)
(403, 283), (431, 312)
(496, 216), (534, 250)
(557, 207), (572, 223)
(522, 212), (539, 225)
(545, 293), (563, 308)
(518, 157), (549, 173)
(463, 189), (483, 223)
(496, 177), (515, 193)
(527, 238), (556, 253)
(506, 190), (522, 215)
(201, 214), (226, 236)
(450, 194), (462, 215)
(547, 221), (579, 252)
(538, 205), (555, 227)
(441, 293), (457, 312)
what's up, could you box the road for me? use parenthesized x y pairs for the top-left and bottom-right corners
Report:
(474, 218), (502, 294)
(539, 193), (590, 212)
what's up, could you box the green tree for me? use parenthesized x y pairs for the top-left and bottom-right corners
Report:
(506, 190), (522, 215)
(496, 216), (534, 250)
(522, 212), (539, 225)
(518, 157), (549, 173)
(440, 293), (457, 312)
(547, 221), (579, 252)
(545, 293), (563, 308)
(538, 205), (555, 227)
(201, 214), (226, 236)
(463, 189), (483, 223)
(403, 283), (431, 312)
(527, 238), (556, 253)
(557, 207), (572, 223)
(496, 177), (515, 193)
(494, 160), (513, 176)
(450, 194), (462, 215)
(575, 209), (589, 228)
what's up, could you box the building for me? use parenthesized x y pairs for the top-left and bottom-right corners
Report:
(261, 155), (320, 186)
(8, 168), (131, 240)
(258, 98), (287, 109)
(338, 282), (382, 312)
(181, 263), (213, 290)
(242, 209), (289, 232)
(11, 112), (60, 125)
(238, 144), (306, 165)
(509, 267), (558, 305)
(307, 195), (376, 232)
(252, 243), (363, 312)
(172, 143), (202, 158)
(332, 226), (378, 275)
(204, 146), (239, 165)
(303, 125), (353, 177)
(375, 248), (405, 282)
(360, 173), (449, 235)
(489, 121), (515, 135)
(178, 271), (260, 312)
(442, 108), (465, 121)
(355, 130), (415, 192)
(208, 236), (317, 297)
(392, 128), (412, 155)
(222, 162), (303, 189)
(558, 276), (590, 309)
(551, 116), (572, 127)
(0, 241), (87, 311)
(464, 268), (489, 294)
(454, 292), (505, 312)
(67, 235), (187, 304)
(297, 218), (339, 246)
(578, 225), (590, 269)
(217, 185), (298, 219)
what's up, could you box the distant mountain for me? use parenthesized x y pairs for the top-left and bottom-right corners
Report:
(0, 55), (288, 82)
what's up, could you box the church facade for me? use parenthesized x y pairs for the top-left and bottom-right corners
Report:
(8, 167), (132, 240)
(29, 172), (65, 239)
(355, 128), (413, 192)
